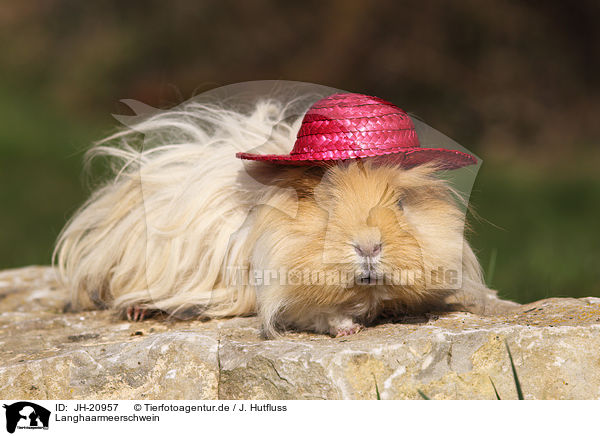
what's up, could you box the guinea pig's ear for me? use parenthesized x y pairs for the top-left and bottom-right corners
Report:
(398, 181), (452, 209)
(401, 165), (467, 209)
(288, 166), (327, 200)
(237, 162), (325, 194)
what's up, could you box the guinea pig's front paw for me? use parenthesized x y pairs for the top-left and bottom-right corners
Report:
(126, 305), (148, 322)
(334, 324), (363, 337)
(328, 316), (364, 338)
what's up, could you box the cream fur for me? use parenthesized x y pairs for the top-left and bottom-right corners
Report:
(53, 98), (518, 337)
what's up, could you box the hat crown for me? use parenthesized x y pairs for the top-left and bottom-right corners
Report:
(291, 93), (420, 159)
(235, 91), (477, 169)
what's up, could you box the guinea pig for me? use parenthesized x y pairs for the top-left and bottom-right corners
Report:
(53, 93), (518, 338)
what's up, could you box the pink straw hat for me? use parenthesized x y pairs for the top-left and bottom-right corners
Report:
(236, 93), (477, 169)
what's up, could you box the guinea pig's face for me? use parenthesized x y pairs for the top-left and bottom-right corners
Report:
(284, 161), (466, 304)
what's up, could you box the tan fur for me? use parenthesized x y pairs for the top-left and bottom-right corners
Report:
(247, 161), (518, 337)
(54, 100), (518, 338)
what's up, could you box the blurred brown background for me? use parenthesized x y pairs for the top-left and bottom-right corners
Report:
(1, 0), (599, 302)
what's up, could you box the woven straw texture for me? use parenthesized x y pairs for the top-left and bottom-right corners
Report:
(236, 93), (477, 169)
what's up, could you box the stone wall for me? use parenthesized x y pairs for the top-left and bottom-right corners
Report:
(1, 266), (599, 399)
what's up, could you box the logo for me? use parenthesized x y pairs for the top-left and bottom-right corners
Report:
(2, 402), (50, 434)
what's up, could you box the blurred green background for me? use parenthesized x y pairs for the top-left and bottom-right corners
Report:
(1, 0), (599, 303)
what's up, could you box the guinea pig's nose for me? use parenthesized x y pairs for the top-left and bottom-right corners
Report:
(354, 242), (382, 258)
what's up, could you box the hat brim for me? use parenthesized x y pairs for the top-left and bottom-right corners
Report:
(236, 147), (477, 170)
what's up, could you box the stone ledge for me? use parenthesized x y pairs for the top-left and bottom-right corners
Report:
(1, 266), (599, 399)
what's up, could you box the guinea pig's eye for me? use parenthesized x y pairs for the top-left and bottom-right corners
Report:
(397, 196), (404, 211)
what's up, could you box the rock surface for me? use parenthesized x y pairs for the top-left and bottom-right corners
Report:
(1, 266), (599, 400)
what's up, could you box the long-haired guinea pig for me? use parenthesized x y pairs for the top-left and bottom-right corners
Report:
(54, 95), (519, 338)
